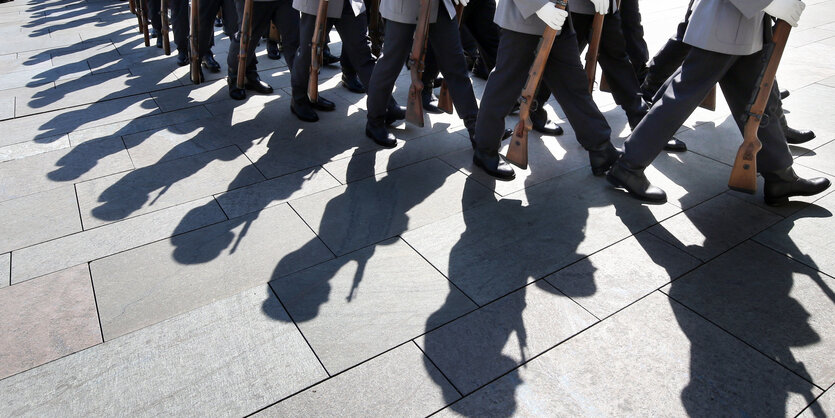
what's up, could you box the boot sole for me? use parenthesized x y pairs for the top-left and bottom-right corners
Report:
(606, 172), (666, 203)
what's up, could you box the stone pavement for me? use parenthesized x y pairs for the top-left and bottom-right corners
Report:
(1, 0), (834, 415)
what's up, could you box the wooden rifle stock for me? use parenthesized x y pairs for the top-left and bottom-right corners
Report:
(405, 0), (432, 127)
(137, 0), (151, 46)
(728, 20), (792, 194)
(129, 0), (137, 15)
(308, 0), (328, 103)
(189, 0), (202, 84)
(237, 0), (254, 89)
(161, 0), (171, 55)
(505, 0), (567, 169)
(584, 12), (604, 93)
(700, 86), (717, 111)
(436, 4), (465, 114)
(368, 0), (384, 58)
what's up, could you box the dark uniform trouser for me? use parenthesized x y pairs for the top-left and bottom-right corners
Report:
(474, 28), (611, 156)
(227, 0), (277, 78)
(291, 0), (376, 104)
(366, 4), (478, 123)
(622, 46), (793, 173)
(158, 0), (189, 54)
(267, 0), (300, 70)
(148, 0), (163, 34)
(618, 0), (649, 79)
(572, 11), (645, 121)
(199, 0), (238, 57)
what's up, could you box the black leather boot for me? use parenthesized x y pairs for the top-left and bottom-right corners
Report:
(627, 101), (649, 130)
(784, 127), (816, 145)
(201, 55), (221, 73)
(245, 75), (273, 94)
(366, 120), (397, 148)
(385, 104), (406, 125)
(763, 166), (831, 206)
(227, 77), (246, 101)
(422, 82), (442, 114)
(588, 142), (622, 176)
(473, 149), (515, 180)
(606, 161), (667, 203)
(531, 107), (563, 136)
(664, 138), (687, 152)
(267, 40), (281, 60)
(291, 99), (319, 122)
(176, 49), (189, 66)
(341, 74), (366, 93)
(310, 95), (335, 111)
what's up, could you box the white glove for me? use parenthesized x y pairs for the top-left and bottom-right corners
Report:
(589, 0), (609, 15)
(535, 4), (569, 31)
(764, 0), (805, 27)
(453, 0), (468, 6)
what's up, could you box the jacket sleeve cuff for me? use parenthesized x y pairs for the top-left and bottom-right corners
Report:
(515, 0), (551, 20)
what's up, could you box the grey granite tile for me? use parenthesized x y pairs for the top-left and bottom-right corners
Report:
(0, 264), (101, 380)
(675, 114), (744, 167)
(0, 96), (13, 120)
(76, 145), (264, 228)
(416, 281), (596, 395)
(68, 105), (212, 146)
(643, 148), (732, 209)
(0, 285), (327, 416)
(0, 135), (133, 202)
(215, 168), (341, 219)
(799, 387), (835, 417)
(662, 241), (835, 387)
(754, 191), (835, 279)
(402, 168), (680, 305)
(728, 164), (835, 217)
(797, 138), (835, 177)
(91, 203), (333, 340)
(779, 84), (835, 152)
(648, 193), (782, 262)
(0, 186), (81, 254)
(0, 133), (69, 163)
(271, 238), (476, 374)
(256, 343), (457, 417)
(0, 253), (8, 288)
(547, 232), (701, 318)
(290, 158), (496, 256)
(436, 292), (818, 417)
(12, 197), (227, 284)
(323, 126), (473, 184)
(3, 60), (89, 90)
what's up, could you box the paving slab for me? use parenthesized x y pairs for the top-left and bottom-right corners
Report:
(11, 197), (227, 284)
(436, 292), (818, 417)
(0, 252), (9, 288)
(755, 191), (835, 279)
(68, 105), (212, 146)
(402, 168), (680, 305)
(417, 281), (596, 396)
(255, 343), (458, 418)
(800, 387), (835, 417)
(779, 83), (835, 150)
(215, 168), (341, 219)
(0, 135), (133, 202)
(546, 232), (701, 318)
(0, 285), (327, 417)
(91, 203), (333, 340)
(291, 158), (496, 256)
(271, 238), (476, 374)
(663, 241), (835, 388)
(797, 138), (835, 177)
(0, 133), (69, 163)
(0, 264), (101, 380)
(729, 164), (835, 217)
(0, 95), (14, 120)
(75, 145), (264, 228)
(644, 148), (731, 209)
(0, 186), (81, 254)
(647, 193), (782, 262)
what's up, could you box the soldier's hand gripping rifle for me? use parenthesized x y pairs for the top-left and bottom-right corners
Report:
(728, 19), (792, 194)
(161, 0), (171, 55)
(505, 0), (567, 169)
(405, 0), (432, 127)
(436, 3), (466, 114)
(236, 0), (255, 90)
(189, 0), (203, 83)
(308, 0), (329, 103)
(584, 13), (604, 93)
(368, 0), (384, 58)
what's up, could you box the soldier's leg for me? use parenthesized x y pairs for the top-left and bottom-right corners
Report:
(272, 0), (299, 70)
(148, 0), (162, 33)
(290, 12), (316, 105)
(618, 0), (649, 80)
(426, 7), (478, 124)
(366, 20), (412, 123)
(595, 10), (646, 127)
(220, 0), (238, 36)
(332, 4), (375, 90)
(228, 0), (275, 79)
(198, 0), (221, 59)
(169, 0), (189, 57)
(641, 7), (692, 100)
(461, 0), (500, 72)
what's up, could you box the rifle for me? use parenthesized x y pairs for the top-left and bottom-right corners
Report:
(505, 0), (567, 169)
(129, 0), (137, 15)
(308, 0), (329, 103)
(405, 0), (432, 127)
(161, 0), (171, 55)
(700, 85), (717, 111)
(137, 0), (151, 46)
(436, 3), (466, 114)
(368, 0), (384, 58)
(728, 20), (792, 194)
(584, 13), (604, 93)
(189, 0), (203, 84)
(237, 0), (254, 90)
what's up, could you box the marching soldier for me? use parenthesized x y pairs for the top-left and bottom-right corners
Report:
(290, 0), (404, 123)
(226, 0), (280, 100)
(471, 0), (619, 180)
(571, 0), (648, 129)
(198, 0), (237, 73)
(146, 0), (191, 65)
(607, 0), (830, 205)
(364, 0), (477, 148)
(618, 0), (649, 83)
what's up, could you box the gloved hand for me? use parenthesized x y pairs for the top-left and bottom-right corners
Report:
(764, 0), (805, 27)
(452, 0), (468, 6)
(535, 4), (569, 31)
(588, 0), (610, 14)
